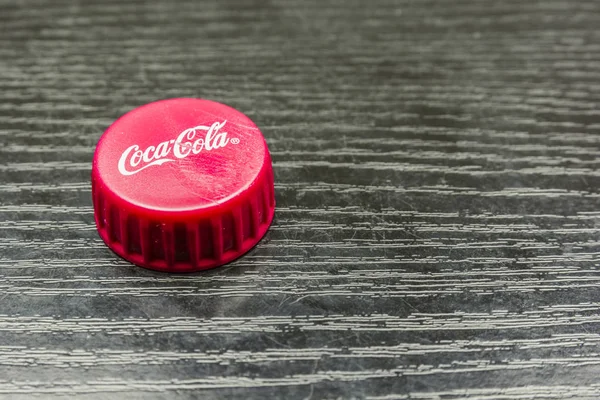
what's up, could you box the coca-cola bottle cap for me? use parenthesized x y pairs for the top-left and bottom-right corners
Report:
(91, 98), (275, 272)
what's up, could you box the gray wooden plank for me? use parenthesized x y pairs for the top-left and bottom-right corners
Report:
(1, 0), (600, 398)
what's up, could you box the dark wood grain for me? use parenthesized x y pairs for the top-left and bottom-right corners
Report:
(1, 0), (600, 398)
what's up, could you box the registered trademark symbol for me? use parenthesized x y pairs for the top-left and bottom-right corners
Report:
(230, 138), (240, 145)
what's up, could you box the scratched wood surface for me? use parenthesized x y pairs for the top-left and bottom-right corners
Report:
(1, 0), (600, 398)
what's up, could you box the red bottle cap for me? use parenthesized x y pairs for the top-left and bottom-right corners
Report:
(91, 98), (275, 272)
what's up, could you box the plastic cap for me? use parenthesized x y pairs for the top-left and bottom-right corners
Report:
(91, 98), (275, 272)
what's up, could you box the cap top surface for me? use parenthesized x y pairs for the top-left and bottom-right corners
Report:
(93, 98), (268, 212)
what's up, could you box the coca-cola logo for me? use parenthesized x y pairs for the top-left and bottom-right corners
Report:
(117, 121), (238, 176)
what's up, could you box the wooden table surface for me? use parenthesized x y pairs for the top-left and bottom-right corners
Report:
(1, 0), (600, 398)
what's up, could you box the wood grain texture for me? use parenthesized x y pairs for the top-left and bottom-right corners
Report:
(1, 0), (600, 398)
